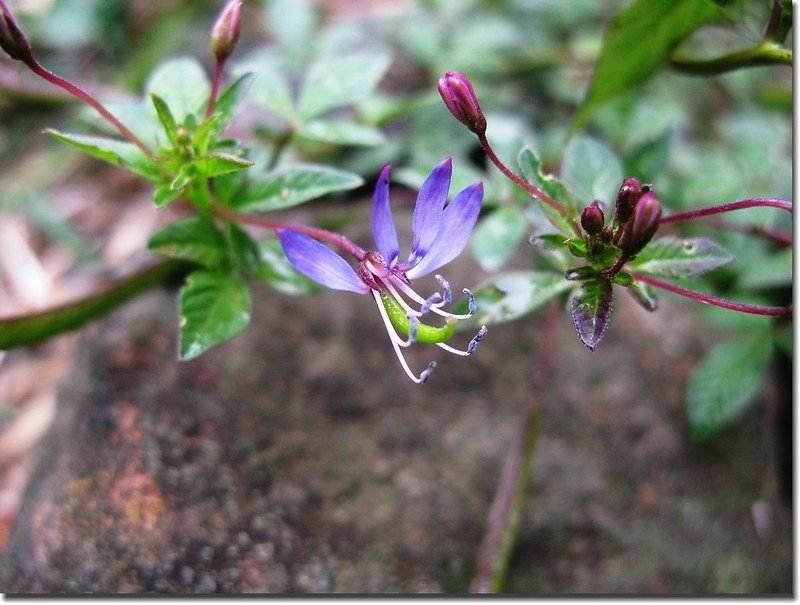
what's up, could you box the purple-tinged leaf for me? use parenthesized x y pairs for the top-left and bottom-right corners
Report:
(571, 279), (613, 350)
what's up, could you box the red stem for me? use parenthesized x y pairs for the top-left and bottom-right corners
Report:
(478, 135), (582, 237)
(632, 272), (792, 317)
(213, 204), (367, 261)
(24, 58), (155, 159)
(206, 59), (225, 118)
(661, 198), (792, 226)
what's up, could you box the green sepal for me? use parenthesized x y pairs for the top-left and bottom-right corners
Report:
(379, 291), (456, 344)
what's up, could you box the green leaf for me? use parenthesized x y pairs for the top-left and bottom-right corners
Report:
(462, 271), (573, 325)
(265, 0), (317, 64)
(153, 184), (183, 208)
(255, 238), (321, 296)
(471, 207), (529, 272)
(297, 51), (392, 120)
(227, 222), (262, 276)
(561, 135), (623, 206)
(46, 129), (162, 183)
(227, 165), (363, 212)
(213, 72), (255, 126)
(629, 237), (734, 278)
(147, 217), (227, 267)
(570, 278), (614, 350)
(239, 58), (295, 121)
(178, 269), (252, 360)
(573, 0), (726, 129)
(626, 280), (658, 312)
(297, 119), (386, 147)
(150, 93), (178, 146)
(193, 154), (254, 178)
(687, 334), (773, 441)
(517, 146), (578, 236)
(145, 57), (211, 123)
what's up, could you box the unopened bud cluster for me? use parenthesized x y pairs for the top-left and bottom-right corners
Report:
(611, 178), (661, 257)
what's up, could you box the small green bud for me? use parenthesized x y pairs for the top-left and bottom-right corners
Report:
(211, 0), (242, 63)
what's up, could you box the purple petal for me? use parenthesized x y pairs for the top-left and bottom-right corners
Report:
(405, 182), (483, 279)
(277, 229), (368, 294)
(371, 164), (399, 265)
(407, 157), (452, 267)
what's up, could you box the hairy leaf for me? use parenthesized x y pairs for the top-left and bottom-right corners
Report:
(629, 236), (734, 278)
(571, 278), (613, 350)
(461, 271), (573, 324)
(517, 146), (577, 236)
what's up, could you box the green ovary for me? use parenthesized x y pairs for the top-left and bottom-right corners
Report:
(379, 291), (456, 344)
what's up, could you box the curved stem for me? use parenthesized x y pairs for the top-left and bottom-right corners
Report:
(660, 198), (793, 247)
(23, 58), (155, 159)
(632, 273), (792, 318)
(478, 134), (582, 237)
(0, 259), (192, 350)
(670, 41), (792, 75)
(213, 204), (367, 261)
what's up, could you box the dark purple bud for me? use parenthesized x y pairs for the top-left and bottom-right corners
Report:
(580, 201), (605, 236)
(211, 0), (242, 63)
(614, 177), (643, 224)
(619, 191), (662, 256)
(437, 71), (486, 136)
(0, 0), (33, 63)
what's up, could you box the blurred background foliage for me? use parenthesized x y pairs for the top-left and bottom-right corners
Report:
(0, 0), (791, 438)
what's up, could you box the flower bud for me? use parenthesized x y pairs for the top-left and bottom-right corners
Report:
(437, 71), (486, 136)
(580, 201), (605, 236)
(211, 0), (242, 63)
(619, 191), (662, 256)
(613, 177), (642, 224)
(0, 1), (33, 63)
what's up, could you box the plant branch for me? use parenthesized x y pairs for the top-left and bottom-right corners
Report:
(478, 134), (583, 237)
(670, 41), (792, 76)
(23, 58), (155, 159)
(632, 273), (792, 318)
(0, 259), (192, 350)
(660, 198), (792, 247)
(472, 299), (557, 593)
(206, 59), (225, 118)
(213, 204), (367, 261)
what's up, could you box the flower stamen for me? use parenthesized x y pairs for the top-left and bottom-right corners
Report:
(436, 325), (488, 356)
(371, 290), (436, 383)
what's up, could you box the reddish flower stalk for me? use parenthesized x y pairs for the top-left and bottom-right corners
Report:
(207, 0), (242, 117)
(23, 59), (155, 157)
(477, 134), (583, 237)
(212, 203), (367, 261)
(632, 272), (792, 317)
(660, 198), (792, 225)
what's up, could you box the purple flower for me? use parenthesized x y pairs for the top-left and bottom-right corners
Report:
(278, 157), (486, 383)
